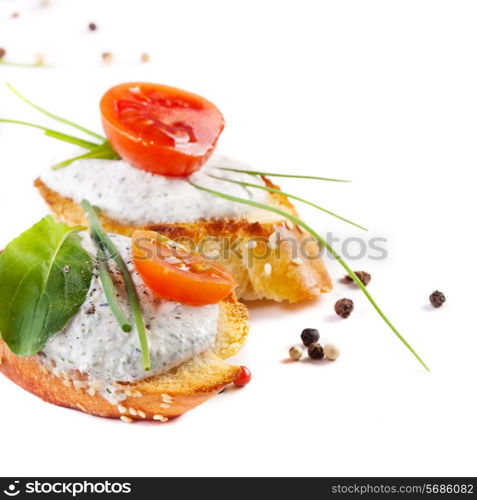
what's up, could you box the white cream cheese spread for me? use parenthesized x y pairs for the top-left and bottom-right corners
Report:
(41, 233), (219, 403)
(40, 154), (272, 225)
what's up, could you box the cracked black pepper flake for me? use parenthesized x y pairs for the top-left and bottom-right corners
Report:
(301, 328), (320, 346)
(308, 342), (324, 360)
(85, 304), (96, 315)
(429, 290), (446, 308)
(345, 270), (371, 287)
(335, 298), (354, 318)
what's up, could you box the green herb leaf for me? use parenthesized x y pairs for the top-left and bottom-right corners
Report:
(0, 60), (46, 68)
(216, 167), (351, 183)
(51, 141), (120, 170)
(81, 200), (151, 371)
(208, 174), (368, 231)
(0, 216), (93, 356)
(97, 245), (132, 333)
(6, 83), (105, 141)
(0, 118), (100, 150)
(190, 181), (429, 372)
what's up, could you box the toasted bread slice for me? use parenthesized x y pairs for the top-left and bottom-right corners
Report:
(0, 295), (248, 421)
(35, 178), (332, 302)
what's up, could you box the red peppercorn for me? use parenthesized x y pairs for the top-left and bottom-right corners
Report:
(345, 270), (371, 287)
(234, 366), (251, 387)
(0, 48), (5, 59)
(429, 290), (446, 308)
(335, 298), (354, 318)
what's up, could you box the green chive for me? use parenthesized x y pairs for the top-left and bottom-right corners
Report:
(207, 174), (368, 231)
(216, 167), (350, 183)
(6, 83), (105, 141)
(190, 181), (429, 372)
(81, 200), (151, 371)
(0, 118), (100, 149)
(52, 141), (120, 170)
(0, 60), (46, 68)
(96, 245), (132, 333)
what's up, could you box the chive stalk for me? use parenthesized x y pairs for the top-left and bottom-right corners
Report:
(52, 141), (120, 170)
(96, 246), (132, 333)
(216, 167), (350, 183)
(190, 181), (429, 372)
(81, 200), (151, 371)
(207, 174), (368, 231)
(0, 119), (100, 149)
(0, 60), (45, 68)
(6, 83), (105, 141)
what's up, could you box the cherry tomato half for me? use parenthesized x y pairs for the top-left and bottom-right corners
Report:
(132, 230), (236, 305)
(100, 82), (225, 177)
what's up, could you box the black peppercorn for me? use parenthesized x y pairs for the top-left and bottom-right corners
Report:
(335, 298), (354, 318)
(345, 270), (371, 287)
(429, 290), (446, 308)
(308, 342), (324, 360)
(301, 328), (319, 346)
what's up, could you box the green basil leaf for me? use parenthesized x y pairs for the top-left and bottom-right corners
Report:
(0, 216), (93, 356)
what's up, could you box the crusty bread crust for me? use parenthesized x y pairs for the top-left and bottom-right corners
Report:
(0, 295), (248, 421)
(35, 177), (332, 302)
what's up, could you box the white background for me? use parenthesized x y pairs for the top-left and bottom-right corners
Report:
(0, 0), (475, 477)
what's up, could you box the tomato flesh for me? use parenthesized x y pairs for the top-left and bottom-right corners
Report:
(132, 230), (236, 305)
(100, 82), (225, 177)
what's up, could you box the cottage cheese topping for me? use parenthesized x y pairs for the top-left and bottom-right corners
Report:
(41, 233), (219, 403)
(40, 154), (273, 225)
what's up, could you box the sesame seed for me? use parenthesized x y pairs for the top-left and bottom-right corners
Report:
(291, 257), (303, 265)
(86, 387), (96, 397)
(133, 391), (142, 398)
(285, 220), (294, 230)
(153, 413), (166, 421)
(296, 224), (304, 234)
(120, 416), (133, 423)
(160, 403), (170, 409)
(161, 393), (172, 400)
(117, 405), (127, 414)
(129, 407), (137, 416)
(138, 410), (146, 419)
(263, 263), (272, 276)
